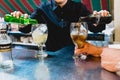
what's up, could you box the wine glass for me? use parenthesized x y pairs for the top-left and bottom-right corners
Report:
(70, 22), (88, 60)
(31, 24), (48, 59)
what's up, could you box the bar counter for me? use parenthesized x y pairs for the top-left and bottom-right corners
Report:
(0, 45), (120, 80)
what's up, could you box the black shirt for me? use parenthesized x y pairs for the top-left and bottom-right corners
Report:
(20, 0), (107, 51)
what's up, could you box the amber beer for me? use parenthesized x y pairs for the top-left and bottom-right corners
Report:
(71, 34), (87, 49)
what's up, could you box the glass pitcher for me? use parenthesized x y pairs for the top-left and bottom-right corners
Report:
(0, 21), (14, 71)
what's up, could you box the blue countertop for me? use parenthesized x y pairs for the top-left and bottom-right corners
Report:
(0, 45), (120, 80)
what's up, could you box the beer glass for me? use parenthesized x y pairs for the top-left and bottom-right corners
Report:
(31, 24), (48, 59)
(70, 22), (88, 60)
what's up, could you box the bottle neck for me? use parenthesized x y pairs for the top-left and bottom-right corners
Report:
(4, 14), (38, 25)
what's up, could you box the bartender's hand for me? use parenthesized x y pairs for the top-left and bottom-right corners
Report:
(92, 10), (110, 26)
(74, 42), (103, 57)
(93, 10), (109, 17)
(11, 11), (29, 18)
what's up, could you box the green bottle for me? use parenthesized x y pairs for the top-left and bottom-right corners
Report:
(4, 14), (38, 25)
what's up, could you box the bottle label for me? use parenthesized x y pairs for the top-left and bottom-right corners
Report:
(0, 43), (12, 52)
(0, 29), (7, 33)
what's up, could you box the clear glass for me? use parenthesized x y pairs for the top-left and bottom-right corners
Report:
(70, 22), (88, 60)
(0, 21), (14, 71)
(31, 24), (48, 59)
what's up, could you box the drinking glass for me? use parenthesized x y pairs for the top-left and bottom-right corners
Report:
(0, 21), (14, 71)
(70, 22), (88, 60)
(31, 24), (48, 59)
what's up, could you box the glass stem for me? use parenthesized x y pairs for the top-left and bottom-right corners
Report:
(37, 44), (47, 59)
(40, 45), (43, 54)
(38, 45), (44, 60)
(38, 45), (43, 55)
